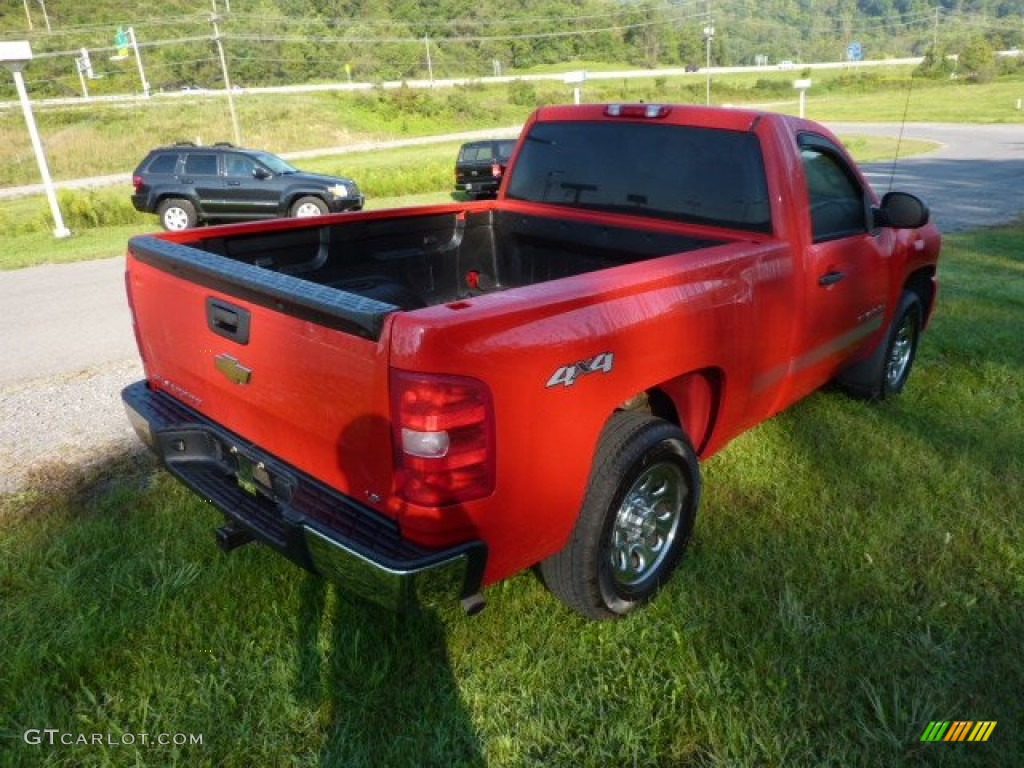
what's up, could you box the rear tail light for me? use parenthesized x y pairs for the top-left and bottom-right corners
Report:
(391, 370), (495, 507)
(491, 162), (503, 178)
(132, 174), (144, 192)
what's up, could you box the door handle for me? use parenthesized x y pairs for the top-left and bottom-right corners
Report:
(228, 181), (241, 186)
(818, 270), (846, 287)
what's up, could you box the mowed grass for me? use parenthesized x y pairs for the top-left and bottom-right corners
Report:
(1, 224), (1021, 766)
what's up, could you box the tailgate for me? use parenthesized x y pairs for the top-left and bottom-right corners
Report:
(126, 234), (398, 513)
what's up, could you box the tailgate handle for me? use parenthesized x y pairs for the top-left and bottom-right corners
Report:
(206, 298), (251, 344)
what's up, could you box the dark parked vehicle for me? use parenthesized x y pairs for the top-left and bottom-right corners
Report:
(131, 142), (364, 231)
(454, 139), (516, 199)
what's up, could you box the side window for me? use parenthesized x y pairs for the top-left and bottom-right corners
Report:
(224, 154), (256, 177)
(146, 153), (179, 174)
(183, 153), (218, 176)
(800, 138), (867, 242)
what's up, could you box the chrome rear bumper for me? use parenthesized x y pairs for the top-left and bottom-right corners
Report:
(122, 380), (487, 612)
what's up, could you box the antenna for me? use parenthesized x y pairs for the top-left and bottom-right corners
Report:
(886, 70), (917, 193)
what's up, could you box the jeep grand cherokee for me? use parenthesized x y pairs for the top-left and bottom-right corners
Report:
(131, 143), (364, 230)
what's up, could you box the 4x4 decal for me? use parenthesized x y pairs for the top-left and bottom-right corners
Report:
(546, 352), (615, 388)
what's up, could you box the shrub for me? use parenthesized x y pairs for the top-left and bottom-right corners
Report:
(507, 79), (537, 107)
(44, 190), (148, 232)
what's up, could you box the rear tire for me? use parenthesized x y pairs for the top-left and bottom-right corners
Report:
(157, 198), (197, 231)
(540, 411), (700, 620)
(290, 196), (328, 218)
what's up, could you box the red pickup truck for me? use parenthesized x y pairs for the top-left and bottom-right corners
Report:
(122, 104), (940, 619)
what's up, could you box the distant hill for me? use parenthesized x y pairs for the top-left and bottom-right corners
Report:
(2, 0), (1022, 97)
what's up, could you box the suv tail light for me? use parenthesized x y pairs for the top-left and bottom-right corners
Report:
(132, 174), (144, 192)
(390, 370), (495, 507)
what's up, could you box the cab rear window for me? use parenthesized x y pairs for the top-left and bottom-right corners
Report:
(505, 121), (772, 233)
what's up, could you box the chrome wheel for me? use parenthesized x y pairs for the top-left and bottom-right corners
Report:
(539, 411), (699, 619)
(885, 309), (918, 391)
(609, 460), (686, 587)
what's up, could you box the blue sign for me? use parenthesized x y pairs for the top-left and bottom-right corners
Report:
(847, 42), (863, 61)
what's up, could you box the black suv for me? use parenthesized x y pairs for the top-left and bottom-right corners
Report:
(131, 142), (364, 230)
(454, 139), (516, 199)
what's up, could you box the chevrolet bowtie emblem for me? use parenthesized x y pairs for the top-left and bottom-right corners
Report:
(214, 353), (252, 385)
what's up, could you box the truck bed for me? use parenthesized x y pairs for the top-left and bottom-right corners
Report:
(133, 207), (728, 335)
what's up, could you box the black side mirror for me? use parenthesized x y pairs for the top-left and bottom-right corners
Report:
(253, 167), (271, 180)
(875, 191), (930, 229)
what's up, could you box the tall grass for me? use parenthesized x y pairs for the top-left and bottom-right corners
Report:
(3, 68), (1023, 188)
(0, 86), (532, 188)
(1, 221), (1021, 766)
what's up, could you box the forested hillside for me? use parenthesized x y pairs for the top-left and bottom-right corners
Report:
(1, 0), (1022, 97)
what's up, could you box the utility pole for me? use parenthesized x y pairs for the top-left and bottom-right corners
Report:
(37, 0), (51, 33)
(424, 34), (434, 85)
(75, 49), (90, 99)
(128, 27), (151, 97)
(703, 1), (714, 107)
(211, 2), (241, 145)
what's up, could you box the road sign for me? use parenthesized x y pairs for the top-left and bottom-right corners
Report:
(114, 27), (130, 59)
(847, 42), (863, 61)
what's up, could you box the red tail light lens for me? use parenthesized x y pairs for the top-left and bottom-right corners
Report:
(132, 174), (144, 192)
(390, 370), (495, 507)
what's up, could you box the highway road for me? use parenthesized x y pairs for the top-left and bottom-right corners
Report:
(0, 122), (1021, 491)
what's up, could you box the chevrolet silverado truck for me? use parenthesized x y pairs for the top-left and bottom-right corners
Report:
(122, 103), (940, 620)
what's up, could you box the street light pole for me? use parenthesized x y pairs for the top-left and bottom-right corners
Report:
(1, 41), (70, 238)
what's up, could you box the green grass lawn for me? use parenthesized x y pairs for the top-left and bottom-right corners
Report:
(1, 223), (1021, 766)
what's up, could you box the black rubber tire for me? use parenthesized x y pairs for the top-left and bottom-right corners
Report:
(539, 411), (700, 620)
(290, 196), (329, 218)
(877, 292), (923, 399)
(157, 198), (197, 231)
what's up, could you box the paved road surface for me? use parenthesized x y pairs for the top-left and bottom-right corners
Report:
(829, 122), (1024, 233)
(1, 123), (1021, 492)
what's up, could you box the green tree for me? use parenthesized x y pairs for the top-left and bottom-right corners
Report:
(958, 34), (996, 82)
